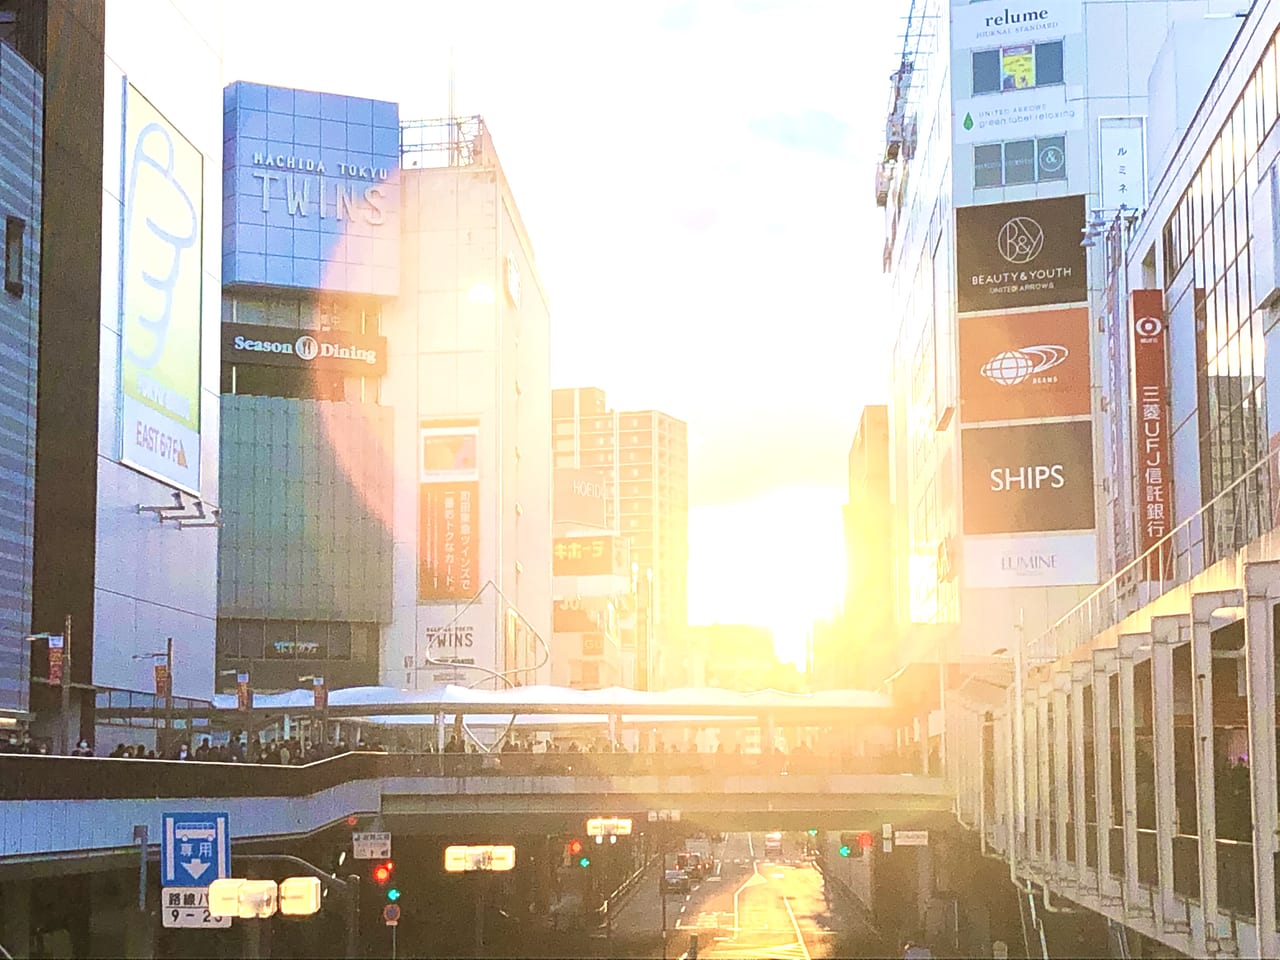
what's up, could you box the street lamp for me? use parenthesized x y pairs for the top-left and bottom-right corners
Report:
(133, 637), (174, 754)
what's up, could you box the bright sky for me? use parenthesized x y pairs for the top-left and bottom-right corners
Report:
(221, 0), (905, 666)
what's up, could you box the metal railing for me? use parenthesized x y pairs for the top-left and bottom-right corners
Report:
(1033, 445), (1280, 663)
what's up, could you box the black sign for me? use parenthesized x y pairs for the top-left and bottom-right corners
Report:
(956, 195), (1088, 313)
(962, 420), (1095, 535)
(222, 322), (387, 375)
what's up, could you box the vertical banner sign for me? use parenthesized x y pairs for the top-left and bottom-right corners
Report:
(154, 663), (172, 700)
(236, 672), (252, 712)
(419, 421), (480, 602)
(312, 676), (327, 711)
(119, 83), (203, 492)
(47, 635), (64, 686)
(1099, 118), (1147, 213)
(1131, 289), (1174, 577)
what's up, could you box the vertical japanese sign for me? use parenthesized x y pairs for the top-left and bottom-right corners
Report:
(312, 676), (327, 711)
(1131, 289), (1174, 577)
(419, 420), (480, 602)
(235, 672), (252, 712)
(1099, 118), (1147, 212)
(119, 82), (203, 492)
(47, 636), (64, 686)
(154, 663), (172, 700)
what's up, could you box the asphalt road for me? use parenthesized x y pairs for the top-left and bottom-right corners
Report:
(602, 833), (888, 960)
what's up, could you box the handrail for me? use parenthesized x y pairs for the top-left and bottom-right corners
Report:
(1033, 444), (1280, 663)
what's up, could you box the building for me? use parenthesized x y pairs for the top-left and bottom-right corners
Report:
(216, 85), (553, 697)
(551, 386), (688, 688)
(1, 1), (225, 750)
(0, 20), (41, 723)
(880, 0), (1235, 742)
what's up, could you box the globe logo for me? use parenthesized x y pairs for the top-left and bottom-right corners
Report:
(294, 334), (320, 361)
(997, 216), (1045, 264)
(980, 345), (1069, 386)
(1134, 316), (1162, 337)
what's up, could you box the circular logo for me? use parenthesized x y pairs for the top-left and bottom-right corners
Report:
(980, 344), (1070, 386)
(1135, 316), (1163, 337)
(997, 216), (1045, 264)
(294, 334), (319, 361)
(1038, 144), (1064, 174)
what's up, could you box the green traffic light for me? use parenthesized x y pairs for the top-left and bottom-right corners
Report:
(578, 856), (591, 868)
(387, 887), (401, 902)
(807, 829), (818, 837)
(839, 845), (851, 857)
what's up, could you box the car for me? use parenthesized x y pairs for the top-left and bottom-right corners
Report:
(662, 868), (691, 894)
(676, 852), (705, 879)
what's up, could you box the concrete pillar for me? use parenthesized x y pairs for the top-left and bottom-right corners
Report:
(1150, 614), (1188, 933)
(1243, 561), (1280, 959)
(1052, 672), (1070, 878)
(1036, 684), (1052, 871)
(1093, 648), (1119, 902)
(1, 879), (31, 959)
(1071, 661), (1091, 889)
(993, 704), (1007, 853)
(1025, 694), (1039, 863)
(1005, 689), (1019, 880)
(1190, 590), (1237, 952)
(1117, 632), (1147, 914)
(435, 709), (446, 752)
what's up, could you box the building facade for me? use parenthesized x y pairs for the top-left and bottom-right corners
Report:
(551, 386), (688, 688)
(0, 28), (41, 721)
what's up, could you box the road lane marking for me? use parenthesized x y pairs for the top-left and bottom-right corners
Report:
(732, 864), (766, 937)
(783, 895), (813, 960)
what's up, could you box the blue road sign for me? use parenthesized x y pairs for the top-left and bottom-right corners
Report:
(161, 812), (231, 887)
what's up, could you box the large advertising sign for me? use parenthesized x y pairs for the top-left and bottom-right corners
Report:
(554, 468), (608, 528)
(120, 82), (203, 492)
(958, 307), (1091, 422)
(956, 195), (1088, 313)
(553, 535), (622, 577)
(964, 532), (1098, 587)
(1131, 290), (1174, 568)
(961, 420), (1095, 535)
(222, 82), (400, 296)
(419, 420), (480, 602)
(951, 0), (1082, 50)
(420, 423), (479, 484)
(954, 85), (1084, 144)
(223, 322), (388, 375)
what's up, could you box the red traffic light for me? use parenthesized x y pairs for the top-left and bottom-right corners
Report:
(857, 831), (874, 850)
(568, 839), (583, 856)
(372, 861), (394, 884)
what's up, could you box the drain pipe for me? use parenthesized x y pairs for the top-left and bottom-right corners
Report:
(1026, 877), (1077, 913)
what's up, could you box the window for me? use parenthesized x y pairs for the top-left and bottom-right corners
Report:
(973, 136), (1067, 188)
(4, 216), (24, 296)
(972, 40), (1064, 95)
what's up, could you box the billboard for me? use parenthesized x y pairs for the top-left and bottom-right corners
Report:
(956, 195), (1088, 313)
(119, 82), (203, 492)
(223, 322), (388, 375)
(419, 481), (478, 602)
(554, 468), (608, 528)
(964, 532), (1098, 588)
(954, 85), (1084, 144)
(961, 420), (1095, 535)
(420, 422), (479, 484)
(553, 535), (623, 577)
(1131, 290), (1173, 566)
(951, 0), (1082, 50)
(958, 307), (1091, 422)
(222, 82), (400, 296)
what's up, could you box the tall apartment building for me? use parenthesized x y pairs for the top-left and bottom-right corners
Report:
(551, 387), (688, 687)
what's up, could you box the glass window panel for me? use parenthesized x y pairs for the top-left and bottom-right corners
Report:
(1244, 77), (1258, 157)
(328, 623), (353, 659)
(1036, 136), (1066, 180)
(1224, 106), (1239, 185)
(974, 143), (1003, 187)
(1004, 139), (1035, 184)
(973, 49), (1001, 94)
(237, 621), (265, 660)
(1035, 41), (1064, 85)
(1235, 180), (1250, 256)
(1264, 41), (1278, 137)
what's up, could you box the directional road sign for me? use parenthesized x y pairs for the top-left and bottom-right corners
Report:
(352, 831), (392, 859)
(161, 886), (232, 929)
(162, 812), (231, 887)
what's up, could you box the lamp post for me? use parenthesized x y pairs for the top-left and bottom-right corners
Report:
(133, 637), (174, 754)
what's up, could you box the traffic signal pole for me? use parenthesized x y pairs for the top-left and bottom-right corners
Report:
(234, 854), (360, 960)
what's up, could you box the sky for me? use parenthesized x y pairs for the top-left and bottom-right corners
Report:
(221, 0), (907, 666)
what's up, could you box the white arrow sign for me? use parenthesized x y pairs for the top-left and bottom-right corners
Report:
(184, 859), (211, 880)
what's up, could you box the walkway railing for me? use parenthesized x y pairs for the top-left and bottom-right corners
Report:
(1034, 446), (1280, 662)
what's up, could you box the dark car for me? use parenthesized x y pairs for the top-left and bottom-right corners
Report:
(663, 868), (691, 894)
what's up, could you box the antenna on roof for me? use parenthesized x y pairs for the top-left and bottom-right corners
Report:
(448, 45), (457, 167)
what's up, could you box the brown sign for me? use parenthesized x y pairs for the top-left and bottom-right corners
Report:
(1131, 289), (1173, 575)
(47, 636), (64, 686)
(313, 678), (328, 711)
(154, 663), (172, 700)
(959, 307), (1091, 422)
(419, 481), (479, 601)
(553, 535), (621, 577)
(956, 195), (1088, 313)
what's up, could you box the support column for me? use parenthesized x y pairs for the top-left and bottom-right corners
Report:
(1036, 683), (1052, 872)
(1151, 614), (1188, 934)
(1053, 671), (1071, 878)
(1243, 561), (1280, 960)
(1190, 590), (1236, 952)
(1025, 693), (1040, 864)
(1071, 661), (1091, 889)
(1118, 632), (1147, 915)
(1006, 690), (1020, 880)
(435, 709), (446, 753)
(993, 704), (1008, 853)
(1093, 649), (1120, 902)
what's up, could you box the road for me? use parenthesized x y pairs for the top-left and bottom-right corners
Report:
(603, 833), (888, 960)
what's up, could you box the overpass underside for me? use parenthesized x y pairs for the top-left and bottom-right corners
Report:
(950, 534), (1280, 958)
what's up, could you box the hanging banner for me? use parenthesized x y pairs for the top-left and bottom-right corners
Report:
(1131, 289), (1174, 577)
(312, 676), (328, 711)
(47, 635), (64, 686)
(1099, 118), (1147, 213)
(236, 672), (253, 712)
(154, 662), (172, 700)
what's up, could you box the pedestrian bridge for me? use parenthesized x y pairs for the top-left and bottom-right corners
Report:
(0, 752), (954, 874)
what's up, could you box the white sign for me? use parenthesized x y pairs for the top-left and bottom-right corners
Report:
(894, 830), (930, 847)
(353, 831), (392, 859)
(1099, 119), (1147, 212)
(444, 844), (516, 873)
(587, 817), (633, 837)
(964, 532), (1098, 588)
(162, 887), (232, 929)
(952, 0), (1082, 50)
(955, 85), (1084, 145)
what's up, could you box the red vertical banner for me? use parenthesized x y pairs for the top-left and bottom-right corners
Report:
(1132, 289), (1174, 579)
(47, 636), (64, 686)
(419, 481), (480, 601)
(313, 677), (327, 711)
(153, 663), (172, 700)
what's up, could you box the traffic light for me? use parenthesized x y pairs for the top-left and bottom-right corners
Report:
(372, 860), (394, 885)
(858, 831), (874, 853)
(386, 885), (401, 902)
(807, 828), (819, 837)
(568, 839), (583, 856)
(578, 854), (591, 868)
(838, 833), (854, 857)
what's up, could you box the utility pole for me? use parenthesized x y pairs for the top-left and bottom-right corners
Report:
(165, 636), (174, 752)
(60, 614), (72, 755)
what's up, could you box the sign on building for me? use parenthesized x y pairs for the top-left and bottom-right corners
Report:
(353, 831), (392, 859)
(1131, 289), (1173, 577)
(162, 812), (231, 887)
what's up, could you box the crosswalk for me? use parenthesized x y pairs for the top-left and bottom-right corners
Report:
(676, 910), (734, 930)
